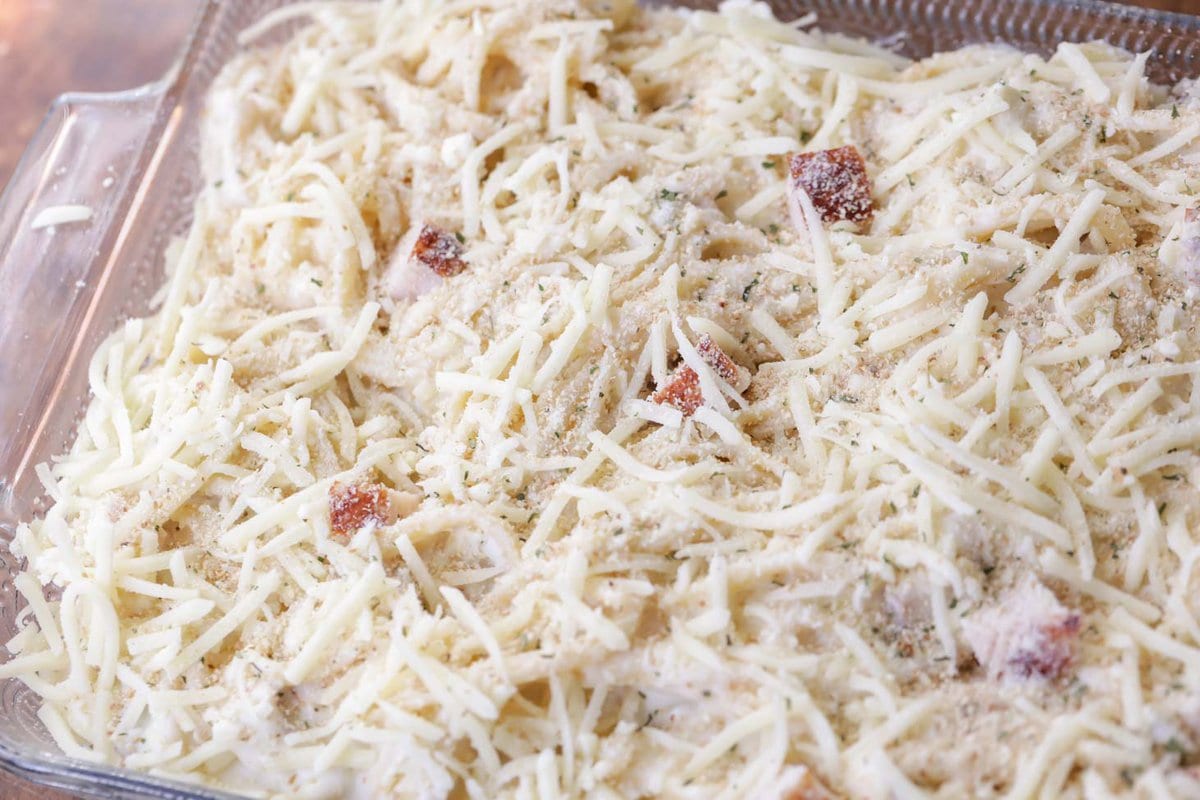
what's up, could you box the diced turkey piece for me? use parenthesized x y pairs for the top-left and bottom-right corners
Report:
(787, 145), (874, 227)
(651, 334), (748, 416)
(961, 578), (1081, 682)
(386, 223), (467, 301)
(697, 334), (751, 392)
(652, 365), (704, 416)
(329, 481), (393, 538)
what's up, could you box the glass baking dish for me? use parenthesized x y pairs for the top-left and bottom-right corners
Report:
(1, 0), (1199, 797)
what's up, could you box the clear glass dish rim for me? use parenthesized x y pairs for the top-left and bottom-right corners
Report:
(1, 0), (1198, 797)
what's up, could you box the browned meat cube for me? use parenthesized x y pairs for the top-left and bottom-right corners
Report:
(787, 145), (874, 226)
(652, 365), (704, 416)
(329, 482), (393, 538)
(962, 579), (1081, 682)
(412, 224), (467, 277)
(386, 223), (467, 301)
(651, 334), (748, 416)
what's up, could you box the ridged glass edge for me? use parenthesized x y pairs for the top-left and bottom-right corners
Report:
(2, 0), (1199, 798)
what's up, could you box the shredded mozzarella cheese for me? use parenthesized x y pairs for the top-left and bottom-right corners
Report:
(7, 2), (1200, 799)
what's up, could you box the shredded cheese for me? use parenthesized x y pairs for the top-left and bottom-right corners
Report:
(6, 3), (1200, 799)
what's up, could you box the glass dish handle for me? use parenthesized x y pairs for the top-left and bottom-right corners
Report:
(0, 85), (168, 511)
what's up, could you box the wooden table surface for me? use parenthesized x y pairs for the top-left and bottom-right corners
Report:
(0, 0), (1193, 798)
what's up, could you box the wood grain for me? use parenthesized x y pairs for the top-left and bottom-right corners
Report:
(0, 0), (1193, 798)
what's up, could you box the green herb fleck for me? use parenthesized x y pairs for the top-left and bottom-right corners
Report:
(742, 276), (760, 301)
(660, 188), (679, 201)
